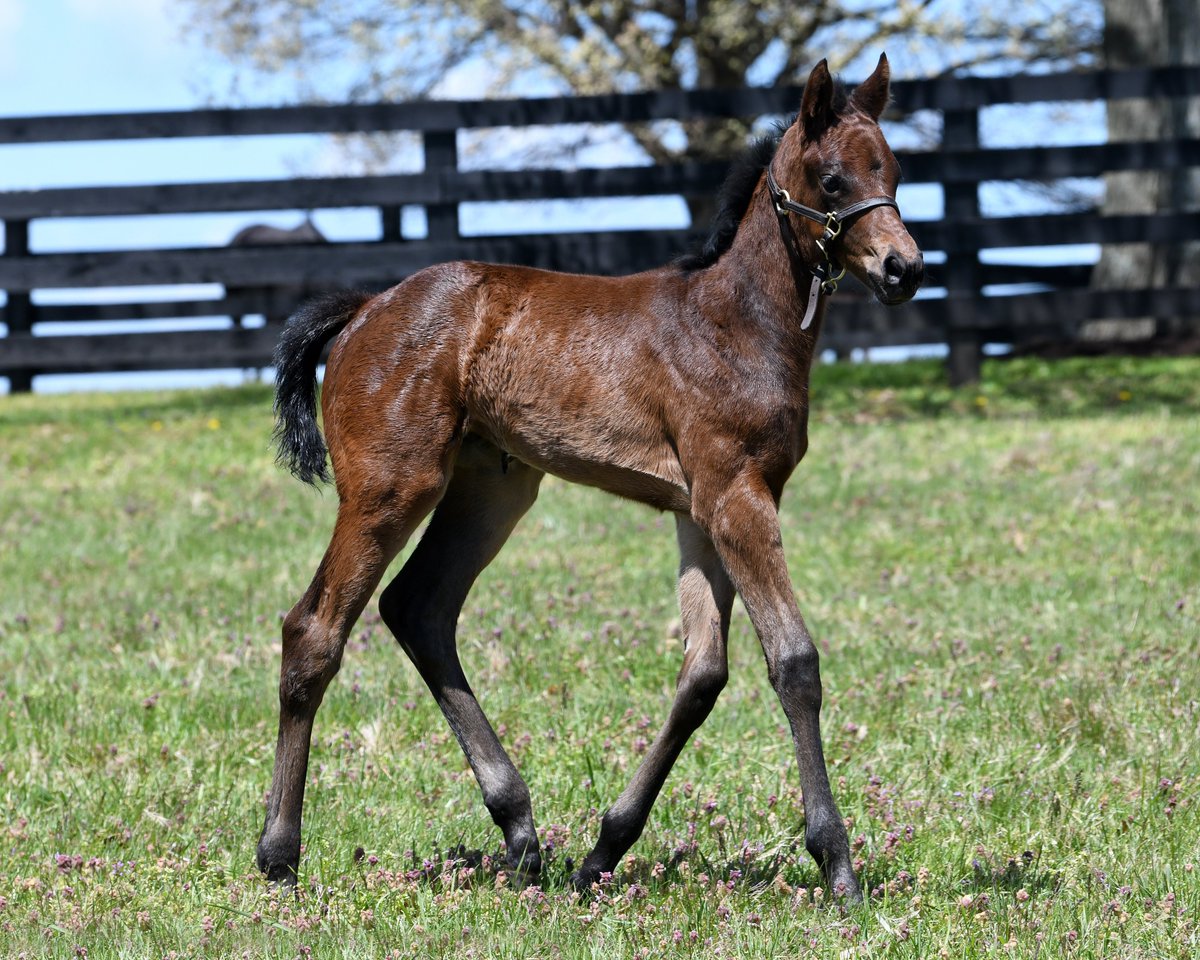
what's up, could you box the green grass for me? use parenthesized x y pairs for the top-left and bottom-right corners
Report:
(1, 355), (1198, 958)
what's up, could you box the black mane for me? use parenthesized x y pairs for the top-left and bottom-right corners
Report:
(675, 125), (787, 271)
(677, 83), (853, 271)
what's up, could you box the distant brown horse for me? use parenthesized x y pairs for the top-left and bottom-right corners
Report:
(258, 55), (922, 904)
(228, 216), (328, 328)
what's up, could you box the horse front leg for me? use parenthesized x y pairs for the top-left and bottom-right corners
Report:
(696, 473), (862, 903)
(572, 515), (734, 890)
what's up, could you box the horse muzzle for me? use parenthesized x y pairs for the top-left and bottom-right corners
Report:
(870, 249), (924, 305)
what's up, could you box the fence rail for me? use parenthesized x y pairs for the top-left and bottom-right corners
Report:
(2, 137), (1199, 223)
(3, 64), (1199, 391)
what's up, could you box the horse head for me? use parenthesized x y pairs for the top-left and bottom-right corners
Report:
(770, 54), (924, 305)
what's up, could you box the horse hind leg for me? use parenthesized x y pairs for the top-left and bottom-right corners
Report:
(572, 515), (734, 889)
(256, 440), (456, 886)
(379, 435), (545, 881)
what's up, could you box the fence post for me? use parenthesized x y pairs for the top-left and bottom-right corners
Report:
(3, 219), (33, 394)
(422, 130), (459, 243)
(379, 204), (403, 243)
(942, 107), (983, 386)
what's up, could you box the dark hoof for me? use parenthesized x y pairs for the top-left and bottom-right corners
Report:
(262, 862), (299, 888)
(256, 831), (300, 888)
(569, 862), (607, 894)
(507, 849), (543, 888)
(830, 872), (864, 905)
(569, 871), (594, 894)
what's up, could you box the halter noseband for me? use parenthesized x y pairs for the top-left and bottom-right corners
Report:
(765, 164), (900, 329)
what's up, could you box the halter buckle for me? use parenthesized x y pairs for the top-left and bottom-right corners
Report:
(773, 187), (792, 217)
(821, 212), (842, 244)
(821, 262), (847, 295)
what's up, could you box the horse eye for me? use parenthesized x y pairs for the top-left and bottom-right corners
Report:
(821, 175), (843, 194)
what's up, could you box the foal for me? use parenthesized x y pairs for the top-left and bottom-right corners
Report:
(258, 54), (923, 904)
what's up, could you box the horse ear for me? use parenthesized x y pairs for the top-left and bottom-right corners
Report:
(850, 53), (891, 120)
(800, 59), (836, 141)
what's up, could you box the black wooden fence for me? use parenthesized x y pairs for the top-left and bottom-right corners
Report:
(2, 65), (1199, 391)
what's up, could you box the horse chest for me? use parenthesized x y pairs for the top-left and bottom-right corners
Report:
(714, 382), (811, 474)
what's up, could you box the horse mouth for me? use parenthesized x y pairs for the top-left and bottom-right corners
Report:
(871, 279), (918, 306)
(868, 262), (924, 305)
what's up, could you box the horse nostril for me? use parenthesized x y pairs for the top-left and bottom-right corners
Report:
(884, 253), (905, 285)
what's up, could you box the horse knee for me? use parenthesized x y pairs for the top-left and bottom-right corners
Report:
(768, 640), (822, 706)
(596, 800), (640, 849)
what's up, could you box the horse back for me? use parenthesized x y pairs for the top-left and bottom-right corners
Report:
(323, 260), (695, 509)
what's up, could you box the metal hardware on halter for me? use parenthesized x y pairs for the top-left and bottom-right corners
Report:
(814, 258), (846, 296)
(765, 161), (898, 334)
(773, 185), (795, 218)
(814, 217), (846, 294)
(766, 165), (899, 232)
(818, 213), (842, 245)
(765, 163), (899, 307)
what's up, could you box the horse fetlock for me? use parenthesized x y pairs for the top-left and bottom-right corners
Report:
(483, 781), (533, 830)
(804, 815), (855, 884)
(598, 806), (635, 845)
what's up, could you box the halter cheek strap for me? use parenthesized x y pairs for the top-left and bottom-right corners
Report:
(765, 165), (900, 330)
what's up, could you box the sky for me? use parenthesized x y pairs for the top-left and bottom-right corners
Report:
(0, 1), (309, 390)
(0, 0), (1103, 393)
(1, 0), (208, 118)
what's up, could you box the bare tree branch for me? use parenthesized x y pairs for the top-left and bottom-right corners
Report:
(176, 0), (1101, 179)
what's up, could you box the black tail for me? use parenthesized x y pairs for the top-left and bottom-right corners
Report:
(272, 290), (371, 485)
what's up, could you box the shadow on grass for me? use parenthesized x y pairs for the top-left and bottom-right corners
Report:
(393, 836), (841, 900)
(966, 849), (1062, 896)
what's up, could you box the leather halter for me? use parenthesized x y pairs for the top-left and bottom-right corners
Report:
(765, 163), (900, 330)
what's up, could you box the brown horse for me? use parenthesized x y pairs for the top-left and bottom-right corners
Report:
(258, 54), (922, 904)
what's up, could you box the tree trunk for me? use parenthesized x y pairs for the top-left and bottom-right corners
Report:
(1092, 0), (1200, 340)
(1161, 0), (1200, 292)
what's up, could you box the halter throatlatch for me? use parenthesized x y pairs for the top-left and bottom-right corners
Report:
(765, 164), (900, 329)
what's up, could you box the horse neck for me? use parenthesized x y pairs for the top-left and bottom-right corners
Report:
(690, 174), (826, 383)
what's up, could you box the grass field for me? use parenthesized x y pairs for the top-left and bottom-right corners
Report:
(1, 356), (1198, 958)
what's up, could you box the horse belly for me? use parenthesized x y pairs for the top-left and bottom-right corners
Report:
(467, 383), (690, 512)
(461, 268), (691, 510)
(530, 431), (691, 513)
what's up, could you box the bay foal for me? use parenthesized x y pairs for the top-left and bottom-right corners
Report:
(258, 54), (923, 903)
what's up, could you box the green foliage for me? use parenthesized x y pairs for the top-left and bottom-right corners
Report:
(1, 356), (1198, 958)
